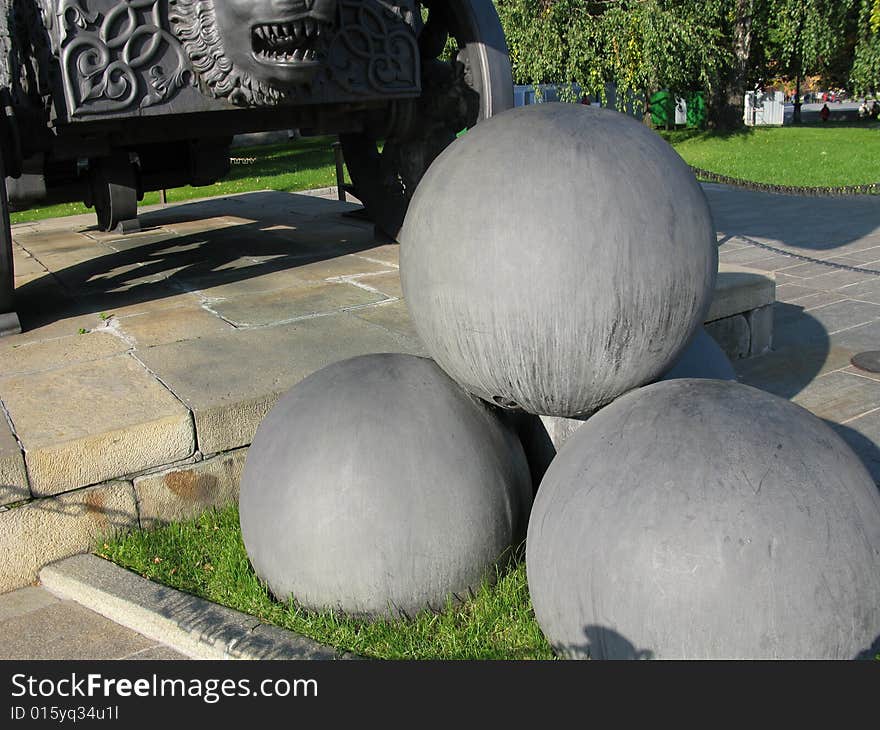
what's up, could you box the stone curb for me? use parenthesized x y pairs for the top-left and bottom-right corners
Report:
(695, 168), (880, 197)
(39, 554), (357, 661)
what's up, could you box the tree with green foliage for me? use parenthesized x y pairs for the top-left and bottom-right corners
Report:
(496, 1), (866, 127)
(495, 1), (725, 120)
(495, 1), (777, 129)
(699, 0), (774, 129)
(852, 0), (880, 93)
(768, 0), (856, 122)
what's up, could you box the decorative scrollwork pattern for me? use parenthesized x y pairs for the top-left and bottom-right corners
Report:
(58, 0), (192, 116)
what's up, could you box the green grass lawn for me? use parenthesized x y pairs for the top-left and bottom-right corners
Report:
(10, 135), (344, 225)
(659, 123), (880, 187)
(97, 504), (554, 660)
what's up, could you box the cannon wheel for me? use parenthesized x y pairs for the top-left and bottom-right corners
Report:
(91, 153), (138, 232)
(340, 0), (514, 239)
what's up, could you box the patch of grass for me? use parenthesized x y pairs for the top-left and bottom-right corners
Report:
(97, 505), (554, 660)
(10, 135), (345, 225)
(659, 124), (880, 187)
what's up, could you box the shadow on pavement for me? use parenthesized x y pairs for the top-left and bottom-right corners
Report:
(704, 184), (880, 254)
(828, 420), (880, 488)
(734, 302), (832, 399)
(12, 192), (378, 331)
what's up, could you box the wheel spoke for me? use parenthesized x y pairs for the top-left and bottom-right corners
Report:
(0, 140), (21, 335)
(418, 5), (450, 60)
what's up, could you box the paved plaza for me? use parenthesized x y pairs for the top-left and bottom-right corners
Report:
(1, 182), (879, 658)
(707, 184), (880, 479)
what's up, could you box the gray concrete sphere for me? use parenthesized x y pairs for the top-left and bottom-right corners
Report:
(661, 328), (736, 382)
(400, 103), (717, 418)
(239, 353), (532, 618)
(526, 379), (880, 659)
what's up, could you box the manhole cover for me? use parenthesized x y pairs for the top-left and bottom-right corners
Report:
(851, 351), (880, 373)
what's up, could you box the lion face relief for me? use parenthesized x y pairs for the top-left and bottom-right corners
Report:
(170, 0), (338, 105)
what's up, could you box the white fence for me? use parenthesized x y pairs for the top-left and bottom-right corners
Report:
(744, 91), (784, 126)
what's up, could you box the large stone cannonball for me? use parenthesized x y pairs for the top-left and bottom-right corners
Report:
(526, 379), (880, 659)
(239, 353), (532, 618)
(400, 103), (717, 418)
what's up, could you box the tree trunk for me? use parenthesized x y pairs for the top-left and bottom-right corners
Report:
(712, 0), (753, 129)
(792, 6), (805, 125)
(643, 87), (653, 127)
(728, 0), (754, 124)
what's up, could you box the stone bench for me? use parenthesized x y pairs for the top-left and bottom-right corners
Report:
(705, 264), (776, 360)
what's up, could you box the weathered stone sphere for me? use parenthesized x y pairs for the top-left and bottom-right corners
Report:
(400, 103), (717, 417)
(526, 379), (880, 659)
(239, 353), (532, 618)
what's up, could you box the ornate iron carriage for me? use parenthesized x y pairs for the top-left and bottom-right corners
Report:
(0, 0), (513, 334)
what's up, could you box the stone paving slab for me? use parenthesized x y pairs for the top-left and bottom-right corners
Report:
(0, 355), (194, 495)
(789, 291), (848, 310)
(0, 585), (58, 621)
(351, 270), (404, 299)
(11, 247), (49, 277)
(0, 584), (185, 660)
(278, 252), (395, 283)
(800, 268), (878, 291)
(0, 599), (160, 660)
(774, 282), (822, 303)
(790, 370), (880, 423)
(115, 302), (236, 347)
(73, 286), (200, 321)
(830, 319), (880, 353)
(136, 313), (424, 455)
(0, 329), (129, 376)
(805, 299), (880, 335)
(350, 299), (423, 341)
(207, 279), (388, 327)
(837, 277), (880, 305)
